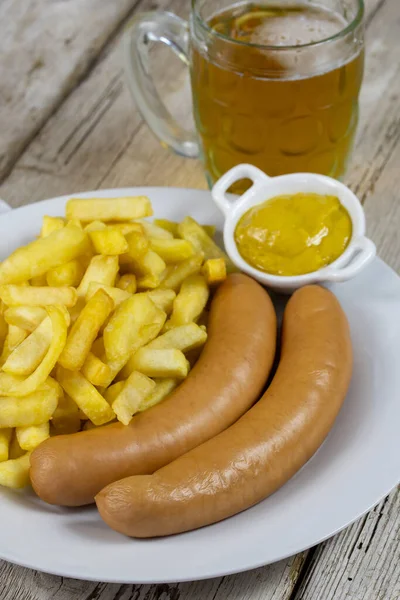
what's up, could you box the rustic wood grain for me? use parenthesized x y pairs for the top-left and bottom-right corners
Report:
(0, 0), (144, 181)
(0, 0), (397, 598)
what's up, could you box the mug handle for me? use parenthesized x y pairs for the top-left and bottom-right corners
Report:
(322, 237), (376, 282)
(123, 12), (199, 158)
(212, 164), (270, 216)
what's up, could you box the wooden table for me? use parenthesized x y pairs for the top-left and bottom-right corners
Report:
(0, 0), (399, 597)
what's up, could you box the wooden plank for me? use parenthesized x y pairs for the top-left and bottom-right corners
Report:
(0, 554), (305, 600)
(0, 0), (142, 181)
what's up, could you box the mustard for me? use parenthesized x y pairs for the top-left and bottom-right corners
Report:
(234, 193), (352, 276)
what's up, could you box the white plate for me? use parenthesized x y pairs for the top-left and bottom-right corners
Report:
(0, 187), (399, 584)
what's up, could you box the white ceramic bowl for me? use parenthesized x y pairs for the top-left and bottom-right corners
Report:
(212, 164), (376, 294)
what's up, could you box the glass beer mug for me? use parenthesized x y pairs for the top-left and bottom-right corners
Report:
(123, 1), (365, 191)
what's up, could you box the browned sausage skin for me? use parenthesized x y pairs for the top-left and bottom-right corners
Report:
(96, 285), (352, 538)
(30, 274), (277, 506)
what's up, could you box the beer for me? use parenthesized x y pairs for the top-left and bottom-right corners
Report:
(190, 3), (364, 191)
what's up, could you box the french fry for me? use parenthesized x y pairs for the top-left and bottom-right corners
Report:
(103, 294), (166, 366)
(2, 316), (53, 376)
(0, 313), (7, 354)
(41, 216), (65, 237)
(149, 238), (195, 263)
(86, 282), (131, 306)
(0, 225), (90, 285)
(51, 394), (81, 435)
(0, 453), (31, 489)
(137, 220), (174, 240)
(56, 366), (115, 426)
(66, 197), (152, 222)
(153, 218), (179, 236)
(144, 289), (176, 315)
(84, 220), (107, 233)
(77, 255), (119, 297)
(124, 230), (149, 259)
(89, 228), (129, 255)
(160, 253), (204, 291)
(67, 219), (83, 229)
(103, 380), (125, 405)
(46, 259), (84, 287)
(1, 326), (28, 364)
(137, 274), (162, 290)
(178, 216), (235, 272)
(16, 422), (50, 451)
(110, 222), (144, 236)
(4, 306), (47, 331)
(154, 219), (216, 238)
(59, 288), (114, 371)
(166, 275), (209, 329)
(129, 348), (189, 379)
(0, 306), (68, 397)
(0, 388), (58, 427)
(202, 258), (227, 285)
(146, 323), (207, 352)
(0, 428), (12, 462)
(81, 352), (113, 387)
(116, 274), (137, 294)
(112, 371), (155, 425)
(138, 378), (178, 412)
(0, 285), (77, 308)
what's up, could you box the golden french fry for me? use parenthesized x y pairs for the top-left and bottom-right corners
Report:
(0, 428), (12, 462)
(81, 352), (113, 387)
(124, 230), (149, 259)
(77, 255), (119, 297)
(4, 306), (47, 331)
(109, 222), (144, 236)
(149, 238), (195, 264)
(66, 219), (83, 229)
(160, 253), (204, 291)
(0, 306), (68, 397)
(103, 294), (166, 366)
(16, 422), (50, 451)
(167, 275), (209, 329)
(138, 378), (178, 412)
(137, 274), (162, 290)
(2, 316), (53, 376)
(0, 453), (31, 489)
(144, 289), (176, 315)
(0, 388), (58, 427)
(137, 220), (173, 240)
(46, 259), (84, 287)
(84, 220), (107, 233)
(86, 282), (131, 307)
(51, 394), (81, 435)
(112, 371), (155, 425)
(130, 348), (189, 379)
(202, 258), (227, 285)
(135, 250), (166, 278)
(0, 325), (28, 364)
(66, 197), (152, 222)
(59, 289), (114, 371)
(116, 274), (137, 294)
(89, 228), (129, 255)
(56, 366), (115, 426)
(153, 219), (179, 236)
(146, 323), (207, 352)
(203, 225), (216, 238)
(41, 216), (65, 238)
(0, 285), (77, 307)
(103, 381), (125, 405)
(0, 225), (90, 285)
(178, 217), (235, 272)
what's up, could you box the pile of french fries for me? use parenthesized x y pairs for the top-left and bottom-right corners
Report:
(0, 196), (232, 489)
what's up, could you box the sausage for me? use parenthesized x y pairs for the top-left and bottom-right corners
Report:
(96, 285), (352, 538)
(30, 274), (277, 506)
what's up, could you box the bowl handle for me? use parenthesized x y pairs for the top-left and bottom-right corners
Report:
(212, 164), (270, 217)
(322, 237), (376, 283)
